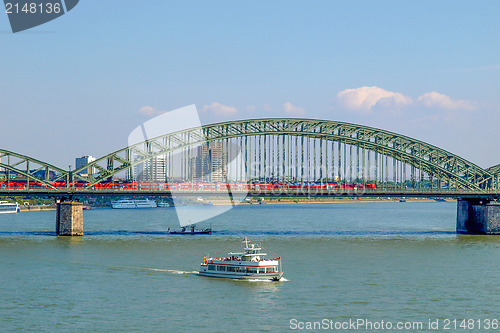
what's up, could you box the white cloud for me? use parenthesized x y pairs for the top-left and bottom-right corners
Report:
(264, 104), (274, 112)
(458, 64), (500, 72)
(246, 105), (256, 112)
(283, 102), (305, 116)
(202, 102), (238, 116)
(417, 91), (476, 110)
(138, 106), (166, 117)
(477, 64), (500, 71)
(337, 86), (412, 113)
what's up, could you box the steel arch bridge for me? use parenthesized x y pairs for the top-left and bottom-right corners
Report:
(0, 149), (65, 190)
(1, 118), (498, 194)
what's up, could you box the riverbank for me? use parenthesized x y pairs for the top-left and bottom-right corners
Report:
(19, 205), (56, 212)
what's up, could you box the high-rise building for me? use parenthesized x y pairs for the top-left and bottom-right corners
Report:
(129, 142), (227, 183)
(133, 156), (166, 182)
(193, 141), (227, 182)
(75, 155), (96, 177)
(141, 157), (166, 182)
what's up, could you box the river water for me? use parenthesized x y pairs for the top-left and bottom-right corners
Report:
(1, 202), (499, 332)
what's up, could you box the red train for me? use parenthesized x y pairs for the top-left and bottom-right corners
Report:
(0, 180), (376, 191)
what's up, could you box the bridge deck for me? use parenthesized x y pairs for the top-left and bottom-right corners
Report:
(1, 189), (499, 199)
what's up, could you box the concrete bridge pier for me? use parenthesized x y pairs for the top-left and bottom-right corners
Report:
(56, 200), (83, 236)
(457, 198), (500, 234)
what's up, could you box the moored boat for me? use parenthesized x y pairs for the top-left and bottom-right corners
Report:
(199, 237), (283, 281)
(111, 198), (157, 209)
(0, 201), (20, 214)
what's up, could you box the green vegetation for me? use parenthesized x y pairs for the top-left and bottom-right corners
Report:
(0, 196), (54, 206)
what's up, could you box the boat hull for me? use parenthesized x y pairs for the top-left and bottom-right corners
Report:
(111, 199), (157, 209)
(0, 210), (19, 214)
(170, 230), (212, 235)
(0, 203), (20, 214)
(198, 271), (283, 281)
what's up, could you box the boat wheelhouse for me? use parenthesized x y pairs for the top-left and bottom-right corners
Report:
(199, 238), (283, 281)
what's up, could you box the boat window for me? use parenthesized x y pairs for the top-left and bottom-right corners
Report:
(208, 265), (216, 271)
(248, 268), (257, 273)
(227, 266), (235, 272)
(217, 266), (226, 271)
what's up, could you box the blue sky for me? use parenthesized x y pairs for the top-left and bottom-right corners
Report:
(1, 1), (499, 168)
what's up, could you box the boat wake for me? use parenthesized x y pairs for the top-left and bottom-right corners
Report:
(146, 268), (198, 275)
(113, 266), (198, 275)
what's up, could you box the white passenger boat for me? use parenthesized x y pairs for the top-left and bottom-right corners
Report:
(199, 238), (283, 281)
(0, 201), (20, 214)
(111, 199), (157, 209)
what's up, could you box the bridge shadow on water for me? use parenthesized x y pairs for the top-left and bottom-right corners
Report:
(0, 230), (457, 237)
(0, 231), (58, 236)
(216, 230), (457, 236)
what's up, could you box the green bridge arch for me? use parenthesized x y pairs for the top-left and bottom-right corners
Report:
(1, 119), (497, 191)
(73, 118), (496, 191)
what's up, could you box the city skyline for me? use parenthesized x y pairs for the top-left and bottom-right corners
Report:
(1, 1), (499, 169)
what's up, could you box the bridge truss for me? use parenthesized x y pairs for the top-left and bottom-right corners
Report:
(1, 119), (498, 193)
(0, 149), (66, 190)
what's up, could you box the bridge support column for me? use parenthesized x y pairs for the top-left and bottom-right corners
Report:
(457, 199), (500, 234)
(56, 201), (83, 236)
